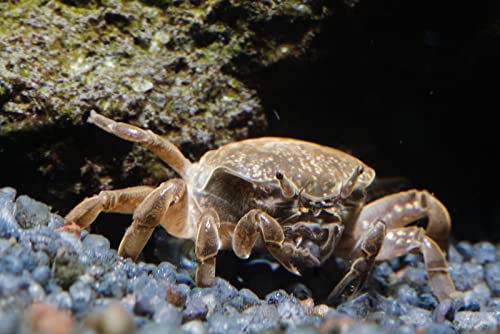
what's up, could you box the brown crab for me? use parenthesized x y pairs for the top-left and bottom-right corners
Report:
(63, 111), (457, 303)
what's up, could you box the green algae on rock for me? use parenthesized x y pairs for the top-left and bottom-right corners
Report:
(0, 0), (335, 209)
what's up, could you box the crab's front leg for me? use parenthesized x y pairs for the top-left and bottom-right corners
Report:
(118, 178), (191, 260)
(231, 209), (320, 275)
(328, 220), (386, 301)
(195, 210), (221, 286)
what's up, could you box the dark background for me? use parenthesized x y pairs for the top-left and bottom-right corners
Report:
(258, 0), (496, 243)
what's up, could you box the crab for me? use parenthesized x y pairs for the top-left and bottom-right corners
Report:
(62, 111), (457, 303)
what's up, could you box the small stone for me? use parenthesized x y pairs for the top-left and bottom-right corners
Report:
(175, 271), (195, 287)
(337, 293), (373, 319)
(0, 273), (20, 296)
(29, 282), (46, 302)
(46, 291), (72, 310)
(463, 282), (491, 308)
(423, 323), (456, 334)
(286, 325), (321, 334)
(82, 234), (111, 259)
(277, 297), (309, 327)
(0, 188), (20, 239)
(125, 77), (154, 93)
(58, 230), (83, 255)
(266, 289), (289, 305)
(484, 262), (500, 296)
(85, 302), (136, 334)
(417, 293), (438, 309)
(396, 284), (419, 306)
(376, 295), (408, 316)
(15, 195), (51, 229)
(399, 307), (432, 328)
(206, 313), (242, 333)
(24, 227), (62, 258)
(137, 322), (181, 334)
(0, 310), (20, 334)
(153, 303), (182, 326)
(47, 214), (65, 229)
(69, 280), (93, 315)
(154, 262), (176, 284)
(165, 282), (188, 307)
(94, 271), (127, 298)
(181, 320), (205, 334)
(402, 267), (429, 288)
(238, 288), (261, 307)
(0, 255), (23, 275)
(347, 322), (386, 334)
(456, 241), (474, 261)
(449, 262), (484, 291)
(31, 265), (52, 286)
(453, 311), (498, 333)
(134, 294), (155, 317)
(448, 244), (464, 263)
(472, 242), (496, 264)
(30, 302), (74, 334)
(183, 296), (208, 321)
(241, 304), (280, 332)
(32, 251), (50, 267)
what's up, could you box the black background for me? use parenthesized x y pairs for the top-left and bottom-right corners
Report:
(258, 0), (495, 242)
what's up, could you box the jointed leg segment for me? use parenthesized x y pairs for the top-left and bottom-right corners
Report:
(332, 189), (456, 302)
(88, 111), (192, 177)
(65, 185), (155, 229)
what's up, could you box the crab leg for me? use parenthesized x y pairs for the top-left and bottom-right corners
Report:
(328, 220), (386, 301)
(376, 227), (457, 301)
(195, 210), (221, 286)
(64, 186), (155, 228)
(357, 189), (451, 251)
(231, 209), (285, 259)
(341, 189), (456, 302)
(231, 209), (320, 275)
(118, 179), (190, 260)
(88, 111), (192, 178)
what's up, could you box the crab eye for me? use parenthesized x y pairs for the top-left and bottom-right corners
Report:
(275, 171), (284, 180)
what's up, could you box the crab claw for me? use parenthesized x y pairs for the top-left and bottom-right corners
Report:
(268, 242), (321, 276)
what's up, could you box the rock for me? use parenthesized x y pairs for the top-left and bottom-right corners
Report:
(484, 262), (500, 296)
(15, 195), (50, 229)
(30, 302), (74, 334)
(472, 242), (496, 265)
(85, 302), (136, 334)
(453, 311), (498, 333)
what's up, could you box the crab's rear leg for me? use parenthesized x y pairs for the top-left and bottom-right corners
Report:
(357, 189), (451, 251)
(88, 111), (192, 177)
(63, 185), (155, 229)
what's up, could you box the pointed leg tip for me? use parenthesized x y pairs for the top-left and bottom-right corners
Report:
(87, 110), (98, 124)
(432, 296), (464, 322)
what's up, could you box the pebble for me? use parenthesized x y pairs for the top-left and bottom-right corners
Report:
(32, 266), (51, 287)
(15, 195), (50, 229)
(471, 242), (496, 264)
(484, 262), (500, 295)
(1, 187), (499, 334)
(453, 311), (498, 333)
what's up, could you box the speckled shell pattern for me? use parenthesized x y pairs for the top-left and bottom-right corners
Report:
(190, 137), (376, 200)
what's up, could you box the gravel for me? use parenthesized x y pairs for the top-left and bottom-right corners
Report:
(0, 187), (498, 334)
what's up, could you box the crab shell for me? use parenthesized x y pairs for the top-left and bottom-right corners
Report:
(189, 137), (376, 202)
